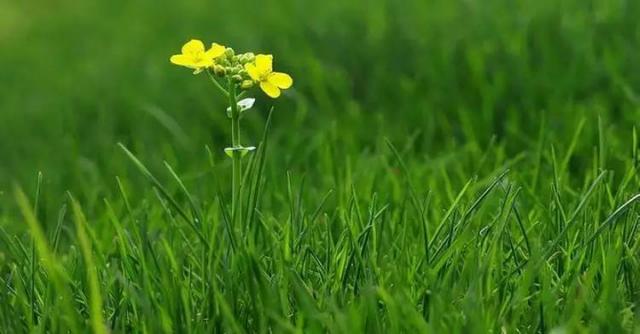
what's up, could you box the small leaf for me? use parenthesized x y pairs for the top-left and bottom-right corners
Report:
(226, 98), (256, 117)
(224, 146), (256, 158)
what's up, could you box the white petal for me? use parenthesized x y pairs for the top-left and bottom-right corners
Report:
(226, 98), (256, 114)
(237, 98), (256, 111)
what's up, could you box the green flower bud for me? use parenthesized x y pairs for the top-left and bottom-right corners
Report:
(225, 47), (235, 58)
(232, 74), (243, 82)
(238, 52), (255, 64)
(214, 65), (226, 76)
(241, 80), (254, 89)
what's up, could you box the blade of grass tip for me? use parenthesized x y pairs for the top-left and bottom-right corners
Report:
(507, 171), (608, 277)
(151, 187), (205, 253)
(532, 113), (546, 192)
(115, 176), (134, 221)
(308, 189), (335, 225)
(14, 186), (80, 333)
(286, 172), (295, 224)
(633, 126), (638, 168)
(567, 171), (608, 223)
(245, 169), (261, 245)
(69, 195), (107, 334)
(245, 107), (273, 229)
(0, 225), (19, 260)
(460, 169), (510, 223)
(284, 171), (297, 262)
(350, 183), (365, 230)
(12, 235), (30, 263)
(119, 143), (207, 245)
(30, 171), (43, 326)
(118, 143), (191, 223)
(341, 192), (371, 293)
(241, 146), (258, 197)
(10, 260), (34, 332)
(142, 104), (190, 148)
(512, 205), (531, 257)
(488, 186), (521, 254)
(163, 161), (212, 313)
(102, 197), (136, 330)
(599, 115), (606, 170)
(103, 199), (131, 268)
(430, 177), (474, 247)
(359, 196), (387, 258)
(583, 193), (640, 246)
(439, 165), (456, 204)
(163, 161), (204, 228)
(476, 184), (514, 250)
(627, 215), (640, 248)
(551, 146), (568, 227)
(205, 145), (216, 169)
(385, 137), (429, 262)
(472, 136), (496, 176)
(559, 118), (586, 177)
(51, 204), (67, 254)
(293, 189), (334, 253)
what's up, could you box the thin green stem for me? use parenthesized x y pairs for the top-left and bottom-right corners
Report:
(228, 81), (242, 226)
(206, 69), (229, 97)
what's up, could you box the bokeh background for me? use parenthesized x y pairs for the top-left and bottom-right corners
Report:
(1, 0), (639, 211)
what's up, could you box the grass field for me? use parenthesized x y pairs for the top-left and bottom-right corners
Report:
(2, 0), (640, 332)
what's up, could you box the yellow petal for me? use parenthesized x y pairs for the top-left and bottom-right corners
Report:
(170, 54), (195, 68)
(268, 72), (293, 89)
(245, 63), (261, 81)
(260, 81), (281, 98)
(206, 43), (226, 59)
(255, 54), (273, 74)
(193, 58), (214, 68)
(182, 39), (205, 54)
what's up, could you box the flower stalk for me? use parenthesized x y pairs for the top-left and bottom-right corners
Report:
(228, 81), (242, 225)
(170, 38), (292, 229)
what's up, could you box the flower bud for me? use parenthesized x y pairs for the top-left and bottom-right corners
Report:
(232, 74), (243, 82)
(239, 52), (255, 63)
(241, 80), (254, 89)
(214, 65), (226, 76)
(225, 48), (235, 58)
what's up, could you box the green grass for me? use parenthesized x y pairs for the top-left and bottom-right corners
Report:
(2, 0), (640, 332)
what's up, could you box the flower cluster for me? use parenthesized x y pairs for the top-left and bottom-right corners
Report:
(170, 39), (293, 98)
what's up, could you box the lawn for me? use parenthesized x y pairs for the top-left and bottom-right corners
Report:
(1, 0), (640, 332)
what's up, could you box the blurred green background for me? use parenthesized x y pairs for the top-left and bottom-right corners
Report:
(1, 0), (639, 209)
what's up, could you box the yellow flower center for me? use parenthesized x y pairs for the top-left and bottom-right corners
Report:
(258, 71), (271, 82)
(188, 50), (205, 62)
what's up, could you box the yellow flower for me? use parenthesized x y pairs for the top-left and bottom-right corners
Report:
(245, 54), (293, 98)
(170, 39), (226, 70)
